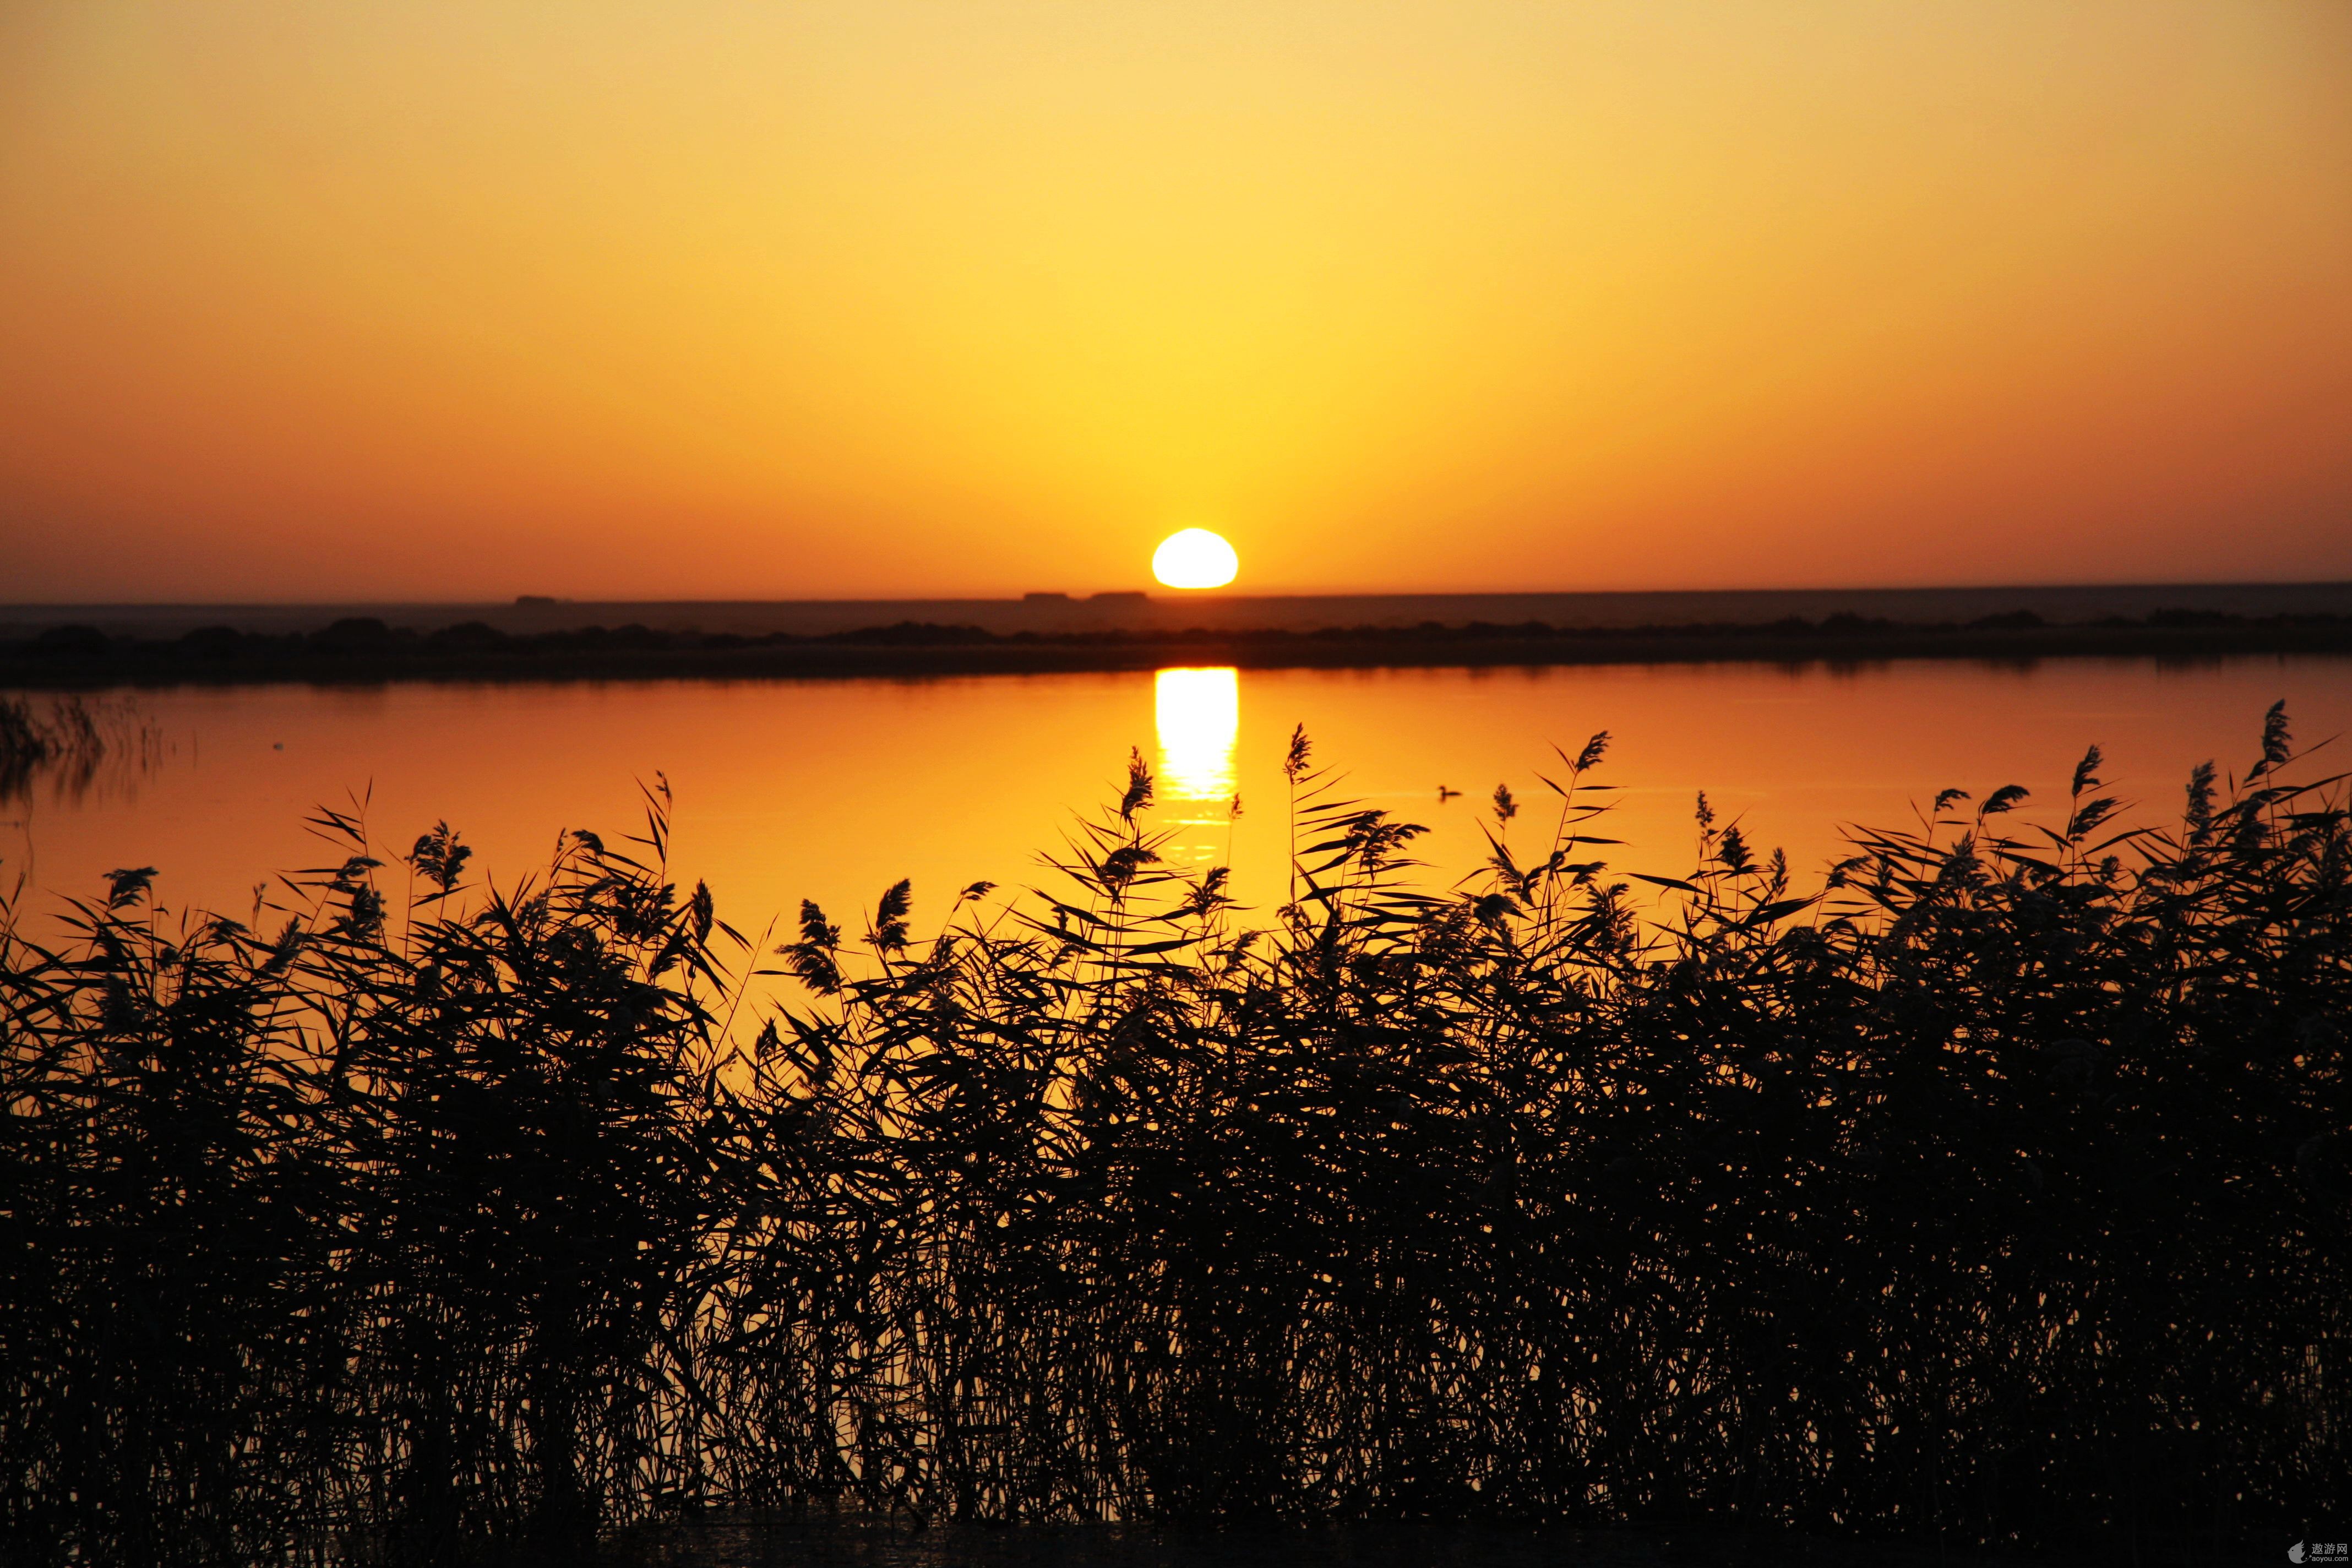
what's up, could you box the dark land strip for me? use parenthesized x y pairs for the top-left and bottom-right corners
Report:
(15, 580), (2352, 643)
(6, 607), (2352, 688)
(597, 1516), (2047, 1567)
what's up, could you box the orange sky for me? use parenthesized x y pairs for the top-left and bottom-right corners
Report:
(3, 1), (2348, 602)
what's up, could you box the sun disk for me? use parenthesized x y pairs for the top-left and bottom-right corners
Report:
(1151, 529), (1239, 590)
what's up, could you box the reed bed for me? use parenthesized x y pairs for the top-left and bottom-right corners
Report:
(2, 709), (2344, 1564)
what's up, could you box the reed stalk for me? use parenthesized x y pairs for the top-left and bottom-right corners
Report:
(2, 706), (2343, 1562)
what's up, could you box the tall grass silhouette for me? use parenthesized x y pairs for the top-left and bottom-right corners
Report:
(2, 708), (2344, 1564)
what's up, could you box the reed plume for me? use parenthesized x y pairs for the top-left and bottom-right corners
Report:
(2, 707), (2344, 1562)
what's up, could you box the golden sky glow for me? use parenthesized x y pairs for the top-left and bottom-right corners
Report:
(3, 2), (2348, 601)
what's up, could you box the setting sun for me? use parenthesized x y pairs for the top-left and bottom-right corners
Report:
(1151, 529), (1240, 591)
(2, 5), (2345, 1552)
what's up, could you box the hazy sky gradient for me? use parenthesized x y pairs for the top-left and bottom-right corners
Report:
(3, 1), (2348, 601)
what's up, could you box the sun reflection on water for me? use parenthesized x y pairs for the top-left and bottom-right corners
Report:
(1154, 665), (1239, 807)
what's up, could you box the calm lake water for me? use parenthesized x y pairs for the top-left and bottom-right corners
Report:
(6, 656), (2349, 944)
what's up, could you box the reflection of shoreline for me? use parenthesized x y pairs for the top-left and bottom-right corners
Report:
(7, 618), (2352, 689)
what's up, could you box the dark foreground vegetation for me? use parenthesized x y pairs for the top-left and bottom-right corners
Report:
(6, 606), (2351, 686)
(2, 710), (2345, 1565)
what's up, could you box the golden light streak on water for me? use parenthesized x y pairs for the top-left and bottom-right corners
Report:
(1154, 667), (1239, 802)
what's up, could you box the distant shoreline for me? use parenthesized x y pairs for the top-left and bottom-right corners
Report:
(10, 580), (2352, 645)
(5, 610), (2350, 689)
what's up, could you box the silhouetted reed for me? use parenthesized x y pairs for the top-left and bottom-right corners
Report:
(2, 709), (2344, 1564)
